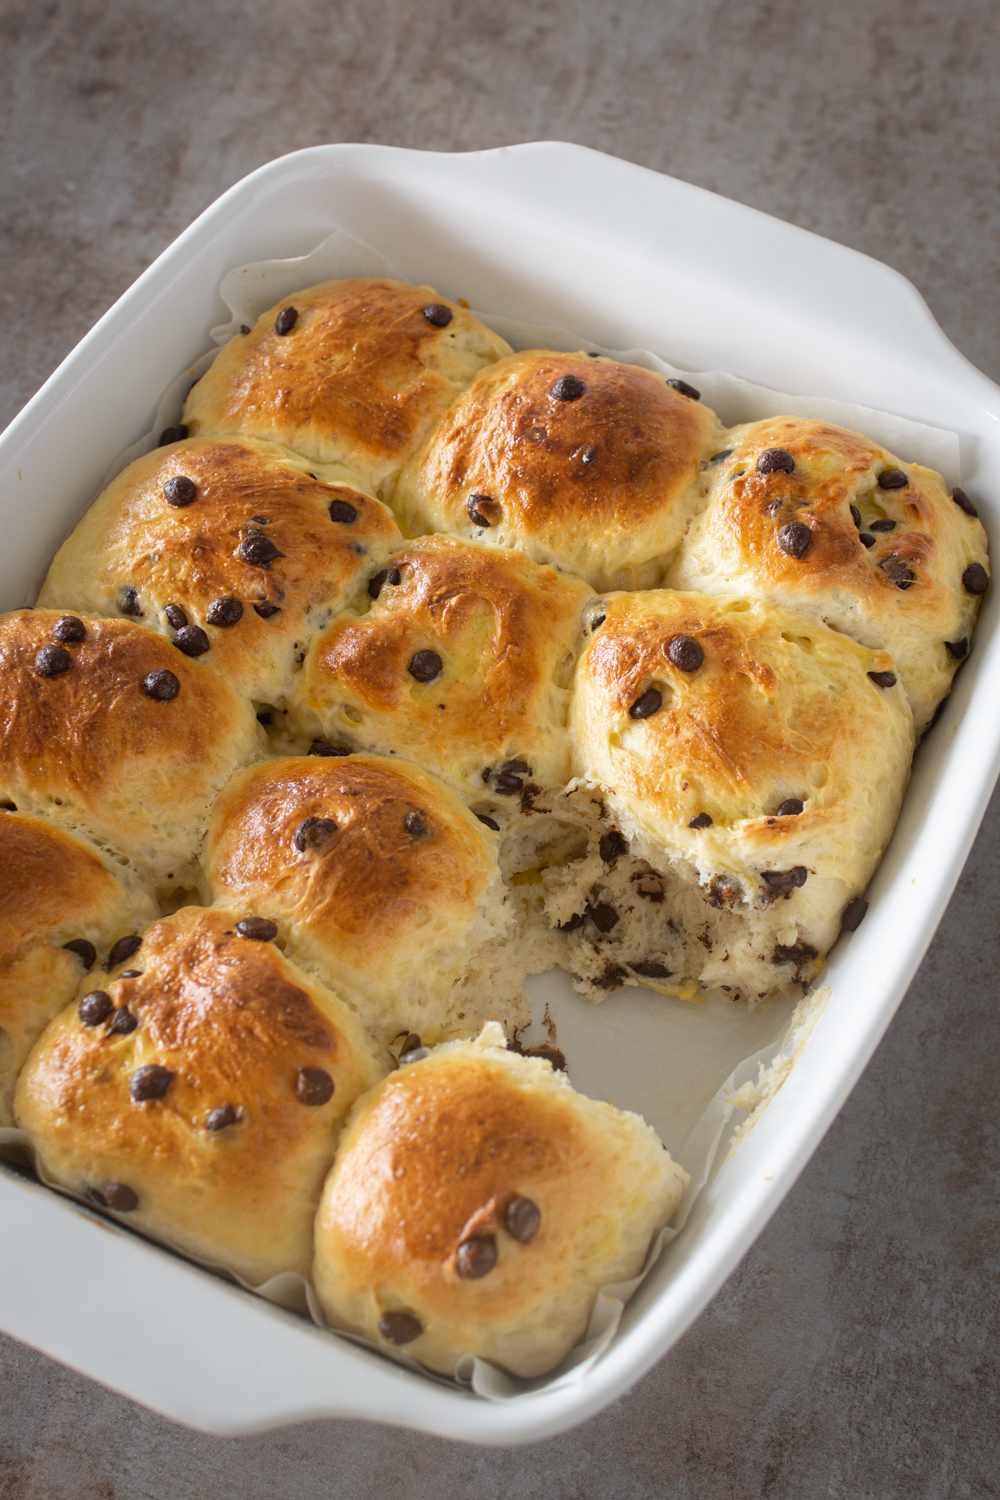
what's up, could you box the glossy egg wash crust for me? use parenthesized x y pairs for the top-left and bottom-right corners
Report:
(3, 274), (988, 1381)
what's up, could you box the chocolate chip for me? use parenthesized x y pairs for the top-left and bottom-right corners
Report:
(422, 304), (453, 328)
(859, 533), (876, 549)
(368, 566), (401, 599)
(868, 670), (897, 688)
(52, 615), (86, 643)
(274, 306), (298, 335)
(667, 378), (700, 401)
(467, 493), (501, 527)
(158, 424), (188, 446)
(761, 867), (808, 894)
(850, 505), (862, 529)
(398, 1046), (429, 1064)
(631, 960), (671, 979)
(589, 903), (618, 933)
(256, 711), (272, 726)
(946, 638), (969, 660)
(504, 1197), (541, 1244)
(240, 326), (250, 336)
(143, 669), (180, 700)
(34, 644), (71, 677)
(329, 499), (359, 524)
(240, 534), (284, 568)
(952, 487), (978, 517)
(118, 591), (143, 621)
(581, 445), (597, 464)
(500, 759), (531, 775)
(757, 448), (795, 475)
(119, 970), (141, 979)
(870, 518), (896, 532)
(629, 687), (663, 719)
(590, 613), (606, 632)
(258, 605), (284, 623)
(207, 596), (244, 627)
(963, 563), (989, 595)
(309, 740), (351, 757)
(879, 555), (914, 589)
(107, 1006), (137, 1035)
(405, 810), (428, 838)
(109, 935), (142, 966)
(688, 812), (713, 829)
(710, 449), (733, 464)
(102, 1183), (138, 1212)
(129, 1064), (174, 1102)
(64, 938), (97, 970)
(378, 1311), (422, 1344)
(455, 1234), (498, 1278)
(408, 650), (442, 682)
(293, 816), (338, 852)
(296, 1067), (334, 1105)
(599, 830), (628, 863)
(772, 942), (818, 966)
(163, 475), (197, 508)
(558, 912), (584, 932)
(494, 773), (523, 794)
(79, 990), (113, 1025)
(776, 799), (804, 816)
(164, 604), (188, 630)
(172, 624), (210, 657)
(667, 633), (705, 672)
(550, 374), (586, 402)
(877, 468), (907, 489)
(206, 1103), (238, 1131)
(841, 896), (869, 932)
(235, 916), (277, 941)
(476, 814), (500, 831)
(777, 521), (812, 559)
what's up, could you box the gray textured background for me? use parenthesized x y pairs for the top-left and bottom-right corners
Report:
(2, 1), (999, 1495)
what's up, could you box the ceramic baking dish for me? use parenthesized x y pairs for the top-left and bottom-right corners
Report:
(0, 142), (997, 1445)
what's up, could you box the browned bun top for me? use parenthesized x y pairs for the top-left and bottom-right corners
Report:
(183, 279), (512, 490)
(393, 350), (723, 589)
(0, 811), (124, 957)
(293, 535), (592, 794)
(0, 611), (261, 878)
(38, 438), (402, 701)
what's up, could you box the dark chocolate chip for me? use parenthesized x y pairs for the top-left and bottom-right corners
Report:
(293, 816), (338, 852)
(599, 830), (628, 863)
(256, 711), (272, 726)
(207, 596), (244, 626)
(240, 534), (284, 568)
(841, 896), (869, 932)
(859, 533), (876, 549)
(710, 449), (733, 464)
(500, 759), (531, 775)
(206, 1103), (238, 1132)
(879, 555), (914, 589)
(952, 487), (978, 518)
(52, 615), (86, 643)
(378, 1311), (422, 1344)
(164, 604), (188, 630)
(422, 303), (453, 328)
(589, 903), (618, 933)
(102, 1183), (138, 1212)
(775, 799), (804, 816)
(274, 306), (298, 335)
(405, 810), (428, 838)
(329, 499), (359, 524)
(963, 563), (989, 595)
(777, 521), (812, 559)
(235, 916), (278, 941)
(667, 633), (705, 672)
(158, 424), (188, 446)
(877, 468), (908, 489)
(172, 624), (210, 657)
(408, 650), (442, 682)
(79, 990), (113, 1025)
(107, 1006), (137, 1035)
(868, 670), (897, 689)
(761, 866), (808, 894)
(850, 505), (862, 529)
(558, 912), (585, 932)
(493, 773), (523, 794)
(368, 566), (401, 599)
(119, 588), (142, 617)
(504, 1197), (541, 1244)
(590, 613), (606, 632)
(240, 325), (250, 336)
(945, 638), (969, 660)
(870, 518), (896, 532)
(550, 374), (586, 402)
(119, 970), (141, 979)
(688, 812), (713, 829)
(163, 475), (197, 508)
(629, 687), (663, 719)
(631, 960), (672, 979)
(667, 378), (700, 401)
(296, 1067), (334, 1105)
(476, 814), (501, 831)
(467, 493), (501, 527)
(309, 740), (351, 757)
(143, 669), (180, 700)
(772, 942), (818, 966)
(757, 448), (795, 475)
(34, 644), (71, 677)
(109, 935), (141, 967)
(64, 938), (97, 970)
(129, 1064), (174, 1102)
(581, 445), (598, 464)
(456, 1234), (498, 1278)
(398, 1046), (429, 1064)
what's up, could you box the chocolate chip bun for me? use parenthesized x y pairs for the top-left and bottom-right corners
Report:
(0, 611), (263, 886)
(288, 535), (593, 811)
(558, 590), (914, 1001)
(203, 755), (523, 1044)
(182, 279), (512, 496)
(0, 812), (156, 1126)
(392, 350), (726, 590)
(14, 906), (387, 1285)
(666, 417), (990, 733)
(312, 1023), (688, 1378)
(38, 438), (403, 703)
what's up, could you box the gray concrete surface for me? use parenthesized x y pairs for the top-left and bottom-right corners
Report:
(1, 1), (999, 1494)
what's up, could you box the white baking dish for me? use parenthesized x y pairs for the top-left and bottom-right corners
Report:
(1, 142), (997, 1445)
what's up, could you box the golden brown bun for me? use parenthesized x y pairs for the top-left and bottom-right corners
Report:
(289, 535), (593, 800)
(0, 812), (156, 1126)
(392, 350), (726, 590)
(14, 906), (387, 1285)
(0, 611), (263, 884)
(38, 438), (403, 703)
(666, 417), (990, 733)
(203, 755), (512, 1042)
(183, 279), (512, 495)
(312, 1024), (688, 1378)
